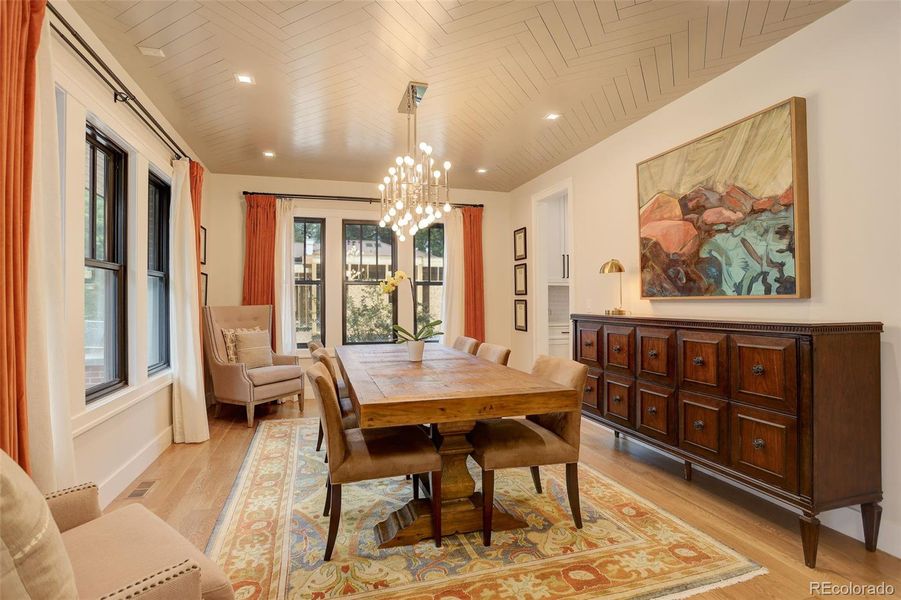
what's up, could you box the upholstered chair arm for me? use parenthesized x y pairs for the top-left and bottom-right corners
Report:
(272, 353), (299, 366)
(208, 359), (254, 402)
(44, 483), (102, 533)
(98, 559), (202, 600)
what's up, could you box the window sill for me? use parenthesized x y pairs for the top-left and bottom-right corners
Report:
(72, 369), (173, 438)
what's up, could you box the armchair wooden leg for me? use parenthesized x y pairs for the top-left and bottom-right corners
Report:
(213, 402), (221, 418)
(431, 469), (442, 547)
(412, 474), (420, 500)
(323, 478), (331, 517)
(530, 466), (542, 494)
(324, 482), (342, 561)
(482, 469), (495, 547)
(245, 404), (254, 428)
(565, 463), (582, 529)
(316, 421), (324, 452)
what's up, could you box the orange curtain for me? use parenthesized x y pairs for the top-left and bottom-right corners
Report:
(242, 194), (276, 348)
(461, 206), (485, 342)
(1, 0), (46, 471)
(189, 160), (204, 304)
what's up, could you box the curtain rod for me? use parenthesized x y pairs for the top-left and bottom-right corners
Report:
(47, 2), (190, 161)
(242, 191), (484, 208)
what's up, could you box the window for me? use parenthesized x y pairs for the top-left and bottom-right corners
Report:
(414, 224), (444, 340)
(147, 173), (169, 373)
(343, 221), (396, 344)
(84, 125), (127, 400)
(294, 217), (325, 348)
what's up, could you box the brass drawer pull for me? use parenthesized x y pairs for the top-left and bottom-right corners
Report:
(612, 344), (622, 353)
(692, 356), (705, 366)
(692, 419), (705, 430)
(584, 386), (593, 393)
(647, 406), (658, 415)
(751, 364), (765, 376)
(612, 395), (622, 403)
(752, 438), (766, 450)
(584, 339), (594, 347)
(648, 349), (659, 358)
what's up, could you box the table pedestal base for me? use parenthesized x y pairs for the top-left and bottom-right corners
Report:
(374, 492), (526, 548)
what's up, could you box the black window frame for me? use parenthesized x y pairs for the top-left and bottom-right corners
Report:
(293, 216), (326, 349)
(147, 172), (170, 375)
(84, 124), (128, 402)
(342, 219), (397, 345)
(413, 223), (444, 341)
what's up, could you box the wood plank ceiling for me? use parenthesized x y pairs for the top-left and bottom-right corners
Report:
(71, 0), (844, 192)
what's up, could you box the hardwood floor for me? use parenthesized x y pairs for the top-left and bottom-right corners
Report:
(109, 400), (900, 598)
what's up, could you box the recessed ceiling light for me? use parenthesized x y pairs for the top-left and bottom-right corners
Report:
(262, 151), (275, 158)
(544, 112), (561, 121)
(476, 168), (488, 174)
(235, 73), (255, 85)
(137, 46), (165, 58)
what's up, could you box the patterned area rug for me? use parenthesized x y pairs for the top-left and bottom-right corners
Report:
(207, 419), (765, 599)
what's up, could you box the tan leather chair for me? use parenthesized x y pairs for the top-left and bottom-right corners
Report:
(311, 348), (357, 454)
(452, 335), (481, 355)
(468, 355), (589, 545)
(0, 451), (233, 600)
(308, 340), (323, 353)
(475, 343), (511, 366)
(307, 363), (443, 560)
(203, 305), (303, 427)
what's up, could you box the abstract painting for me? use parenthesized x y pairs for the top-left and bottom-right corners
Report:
(637, 97), (809, 299)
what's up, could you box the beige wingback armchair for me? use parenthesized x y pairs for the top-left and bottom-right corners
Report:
(203, 305), (303, 427)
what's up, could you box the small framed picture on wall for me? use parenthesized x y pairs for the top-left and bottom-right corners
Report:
(514, 263), (528, 295)
(514, 299), (528, 332)
(201, 272), (209, 305)
(200, 226), (207, 265)
(513, 227), (527, 261)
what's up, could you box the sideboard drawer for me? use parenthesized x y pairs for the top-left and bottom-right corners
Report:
(731, 335), (798, 414)
(577, 325), (601, 366)
(730, 404), (799, 493)
(678, 331), (729, 396)
(603, 375), (635, 429)
(582, 372), (601, 416)
(636, 382), (677, 445)
(637, 327), (676, 385)
(679, 391), (729, 464)
(604, 325), (635, 374)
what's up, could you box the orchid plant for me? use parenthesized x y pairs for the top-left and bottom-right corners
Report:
(379, 270), (444, 342)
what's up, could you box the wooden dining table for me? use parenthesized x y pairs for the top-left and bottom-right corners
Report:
(335, 342), (580, 547)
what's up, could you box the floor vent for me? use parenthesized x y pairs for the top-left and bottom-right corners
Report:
(127, 480), (157, 498)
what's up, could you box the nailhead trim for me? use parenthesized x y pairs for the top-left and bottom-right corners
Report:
(44, 482), (97, 500)
(98, 559), (199, 599)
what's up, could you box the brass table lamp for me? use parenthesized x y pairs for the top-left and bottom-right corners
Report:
(599, 259), (627, 315)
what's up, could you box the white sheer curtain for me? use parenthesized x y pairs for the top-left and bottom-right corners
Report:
(274, 199), (296, 354)
(27, 19), (76, 492)
(170, 159), (209, 443)
(441, 208), (465, 346)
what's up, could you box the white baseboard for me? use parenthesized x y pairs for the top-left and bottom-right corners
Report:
(97, 425), (173, 507)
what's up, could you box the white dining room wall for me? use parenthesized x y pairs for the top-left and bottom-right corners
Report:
(505, 0), (901, 557)
(47, 1), (205, 505)
(201, 173), (513, 353)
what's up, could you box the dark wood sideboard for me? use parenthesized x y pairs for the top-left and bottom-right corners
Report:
(571, 313), (883, 568)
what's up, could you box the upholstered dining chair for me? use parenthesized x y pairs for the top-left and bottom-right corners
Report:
(203, 305), (303, 428)
(475, 343), (511, 366)
(311, 348), (357, 454)
(452, 335), (481, 355)
(306, 363), (443, 560)
(308, 340), (323, 353)
(468, 355), (589, 546)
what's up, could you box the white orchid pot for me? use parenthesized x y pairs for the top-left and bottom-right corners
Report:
(407, 340), (425, 362)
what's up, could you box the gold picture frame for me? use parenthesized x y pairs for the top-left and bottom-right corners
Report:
(637, 97), (809, 300)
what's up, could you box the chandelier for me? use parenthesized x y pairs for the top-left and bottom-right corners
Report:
(377, 82), (452, 241)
